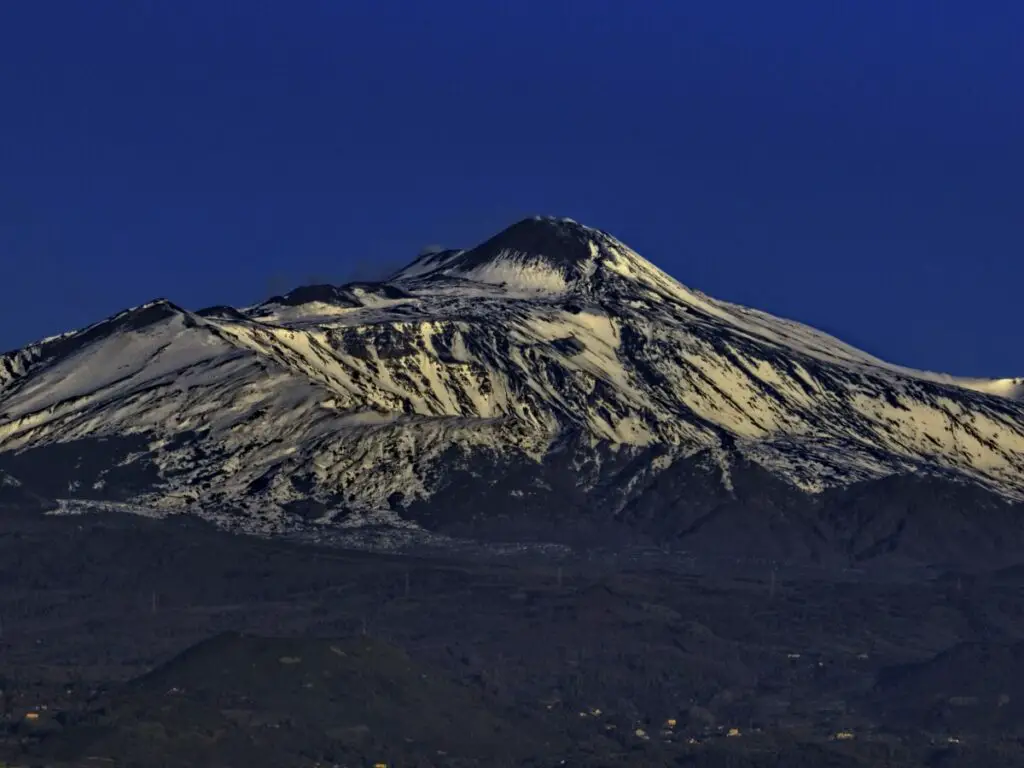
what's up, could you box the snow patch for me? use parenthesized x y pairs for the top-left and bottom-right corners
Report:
(453, 252), (571, 294)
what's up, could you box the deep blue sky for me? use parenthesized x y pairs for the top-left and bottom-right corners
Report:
(1, 2), (1021, 376)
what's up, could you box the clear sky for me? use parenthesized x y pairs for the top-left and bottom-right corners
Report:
(1, 1), (1020, 376)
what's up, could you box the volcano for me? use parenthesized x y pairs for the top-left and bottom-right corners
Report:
(1, 216), (1023, 564)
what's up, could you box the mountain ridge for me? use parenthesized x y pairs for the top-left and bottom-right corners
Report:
(1, 215), (1023, 562)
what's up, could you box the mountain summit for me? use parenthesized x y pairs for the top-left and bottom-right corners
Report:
(398, 216), (617, 289)
(1, 217), (1023, 563)
(395, 215), (698, 301)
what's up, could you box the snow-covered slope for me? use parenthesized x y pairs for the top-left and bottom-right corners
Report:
(1, 216), (1023, 543)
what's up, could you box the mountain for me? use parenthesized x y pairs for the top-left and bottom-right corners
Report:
(2, 216), (1023, 562)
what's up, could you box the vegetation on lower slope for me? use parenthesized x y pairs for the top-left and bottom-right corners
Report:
(1, 508), (1023, 766)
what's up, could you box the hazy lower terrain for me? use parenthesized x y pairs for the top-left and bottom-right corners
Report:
(2, 507), (1022, 767)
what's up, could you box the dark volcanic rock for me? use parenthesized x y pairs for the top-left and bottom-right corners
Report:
(451, 216), (602, 280)
(0, 435), (162, 503)
(398, 443), (1024, 570)
(0, 469), (54, 511)
(271, 284), (363, 308)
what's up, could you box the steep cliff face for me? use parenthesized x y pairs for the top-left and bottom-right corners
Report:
(1, 216), (1022, 561)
